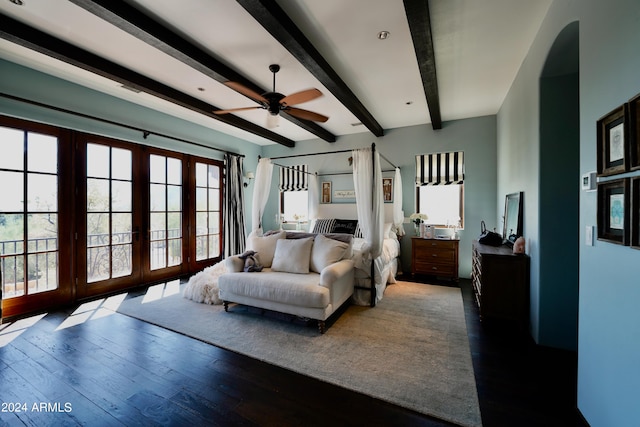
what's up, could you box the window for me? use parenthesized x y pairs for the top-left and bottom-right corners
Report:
(417, 184), (464, 228)
(415, 152), (464, 228)
(279, 164), (309, 223)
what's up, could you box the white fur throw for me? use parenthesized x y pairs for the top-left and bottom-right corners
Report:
(182, 261), (228, 305)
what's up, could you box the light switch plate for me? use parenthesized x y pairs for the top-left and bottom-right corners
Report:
(585, 225), (593, 246)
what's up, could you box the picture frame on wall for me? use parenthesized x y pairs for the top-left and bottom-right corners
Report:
(628, 93), (640, 171)
(321, 181), (331, 204)
(382, 177), (393, 203)
(597, 178), (629, 245)
(631, 177), (640, 249)
(597, 104), (629, 176)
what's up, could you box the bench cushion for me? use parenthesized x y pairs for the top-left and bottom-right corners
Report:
(219, 270), (329, 308)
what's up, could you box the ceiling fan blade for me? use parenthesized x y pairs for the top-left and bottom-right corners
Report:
(285, 107), (329, 123)
(213, 106), (261, 114)
(224, 81), (267, 103)
(280, 88), (322, 106)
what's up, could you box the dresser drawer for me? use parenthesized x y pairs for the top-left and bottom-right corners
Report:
(417, 246), (456, 263)
(414, 261), (457, 277)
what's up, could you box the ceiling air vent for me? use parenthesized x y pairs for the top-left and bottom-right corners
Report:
(120, 84), (142, 94)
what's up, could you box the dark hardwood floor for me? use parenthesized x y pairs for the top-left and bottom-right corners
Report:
(0, 278), (587, 427)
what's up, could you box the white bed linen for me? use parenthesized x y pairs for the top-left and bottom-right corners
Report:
(351, 237), (400, 305)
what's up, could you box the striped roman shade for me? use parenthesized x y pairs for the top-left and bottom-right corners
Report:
(279, 164), (308, 191)
(415, 151), (464, 186)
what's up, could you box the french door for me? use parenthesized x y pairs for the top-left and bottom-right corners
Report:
(76, 136), (190, 298)
(1, 115), (224, 318)
(0, 118), (73, 318)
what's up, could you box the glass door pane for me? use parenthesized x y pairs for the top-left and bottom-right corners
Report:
(86, 143), (133, 282)
(0, 128), (59, 298)
(149, 154), (182, 270)
(195, 162), (221, 261)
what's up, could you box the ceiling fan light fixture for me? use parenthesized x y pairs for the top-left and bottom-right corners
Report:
(377, 30), (390, 40)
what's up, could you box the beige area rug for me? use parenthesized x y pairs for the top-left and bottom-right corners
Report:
(116, 281), (482, 427)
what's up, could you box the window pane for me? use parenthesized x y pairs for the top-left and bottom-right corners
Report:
(28, 252), (58, 294)
(0, 127), (24, 170)
(195, 188), (207, 211)
(208, 165), (219, 187)
(87, 246), (110, 282)
(419, 184), (463, 227)
(112, 181), (132, 212)
(150, 183), (166, 211)
(208, 189), (220, 211)
(167, 185), (181, 211)
(0, 214), (24, 255)
(28, 174), (57, 211)
(196, 212), (207, 236)
(87, 144), (110, 178)
(283, 191), (309, 222)
(167, 212), (181, 238)
(112, 213), (132, 244)
(87, 213), (109, 246)
(27, 214), (58, 252)
(167, 157), (181, 185)
(195, 163), (207, 186)
(208, 234), (220, 258)
(27, 133), (57, 173)
(208, 212), (220, 234)
(0, 171), (24, 211)
(112, 244), (131, 278)
(150, 212), (166, 235)
(150, 154), (166, 184)
(168, 239), (181, 267)
(112, 148), (131, 180)
(87, 178), (109, 211)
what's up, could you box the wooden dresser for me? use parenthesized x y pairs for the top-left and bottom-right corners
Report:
(471, 240), (530, 326)
(411, 238), (459, 281)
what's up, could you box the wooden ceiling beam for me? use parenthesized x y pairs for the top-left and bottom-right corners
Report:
(67, 0), (336, 143)
(0, 13), (295, 147)
(237, 0), (385, 137)
(403, 0), (442, 130)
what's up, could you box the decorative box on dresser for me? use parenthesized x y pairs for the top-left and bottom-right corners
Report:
(411, 237), (459, 281)
(471, 240), (530, 327)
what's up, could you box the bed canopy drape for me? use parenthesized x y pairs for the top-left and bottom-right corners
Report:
(251, 157), (273, 232)
(352, 147), (384, 260)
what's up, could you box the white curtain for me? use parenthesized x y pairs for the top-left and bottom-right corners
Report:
(308, 172), (319, 220)
(352, 147), (384, 259)
(393, 167), (405, 236)
(251, 157), (273, 232)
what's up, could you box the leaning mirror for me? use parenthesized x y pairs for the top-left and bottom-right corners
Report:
(503, 192), (523, 246)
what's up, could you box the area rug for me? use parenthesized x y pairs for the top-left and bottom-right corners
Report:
(116, 281), (482, 427)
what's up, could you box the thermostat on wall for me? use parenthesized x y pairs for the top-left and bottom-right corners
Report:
(581, 171), (596, 191)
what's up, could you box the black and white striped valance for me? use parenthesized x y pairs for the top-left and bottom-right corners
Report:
(415, 151), (464, 186)
(279, 164), (308, 191)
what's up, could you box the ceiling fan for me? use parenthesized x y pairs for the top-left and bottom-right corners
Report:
(214, 64), (329, 124)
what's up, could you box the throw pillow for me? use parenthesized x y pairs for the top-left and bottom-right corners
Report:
(312, 218), (336, 234)
(246, 230), (285, 267)
(310, 234), (349, 273)
(332, 219), (358, 235)
(271, 237), (314, 274)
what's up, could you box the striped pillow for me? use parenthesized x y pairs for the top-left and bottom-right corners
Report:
(312, 218), (336, 234)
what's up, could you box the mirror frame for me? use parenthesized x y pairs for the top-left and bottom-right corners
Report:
(503, 191), (524, 246)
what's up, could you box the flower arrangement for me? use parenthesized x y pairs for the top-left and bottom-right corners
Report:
(409, 212), (428, 225)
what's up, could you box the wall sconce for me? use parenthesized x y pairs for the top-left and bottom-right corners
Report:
(244, 172), (255, 187)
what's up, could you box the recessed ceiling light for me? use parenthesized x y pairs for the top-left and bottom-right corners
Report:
(406, 101), (413, 105)
(377, 31), (390, 40)
(9, 0), (24, 5)
(197, 87), (205, 92)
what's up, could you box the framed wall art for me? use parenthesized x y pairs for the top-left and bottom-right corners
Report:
(631, 177), (640, 249)
(382, 177), (393, 203)
(597, 104), (629, 176)
(597, 178), (629, 245)
(628, 93), (640, 171)
(321, 181), (332, 204)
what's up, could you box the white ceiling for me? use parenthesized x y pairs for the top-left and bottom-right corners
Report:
(0, 0), (552, 146)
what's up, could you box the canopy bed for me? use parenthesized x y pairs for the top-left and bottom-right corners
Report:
(251, 143), (404, 307)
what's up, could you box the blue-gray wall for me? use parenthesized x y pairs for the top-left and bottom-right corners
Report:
(261, 117), (497, 277)
(497, 0), (640, 425)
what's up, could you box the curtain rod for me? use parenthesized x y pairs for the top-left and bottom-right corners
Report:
(268, 143), (397, 169)
(318, 169), (396, 177)
(271, 161), (315, 176)
(0, 92), (244, 158)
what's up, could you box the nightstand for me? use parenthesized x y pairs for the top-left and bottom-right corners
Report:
(411, 237), (459, 281)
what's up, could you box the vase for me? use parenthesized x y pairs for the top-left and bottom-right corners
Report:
(414, 224), (421, 236)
